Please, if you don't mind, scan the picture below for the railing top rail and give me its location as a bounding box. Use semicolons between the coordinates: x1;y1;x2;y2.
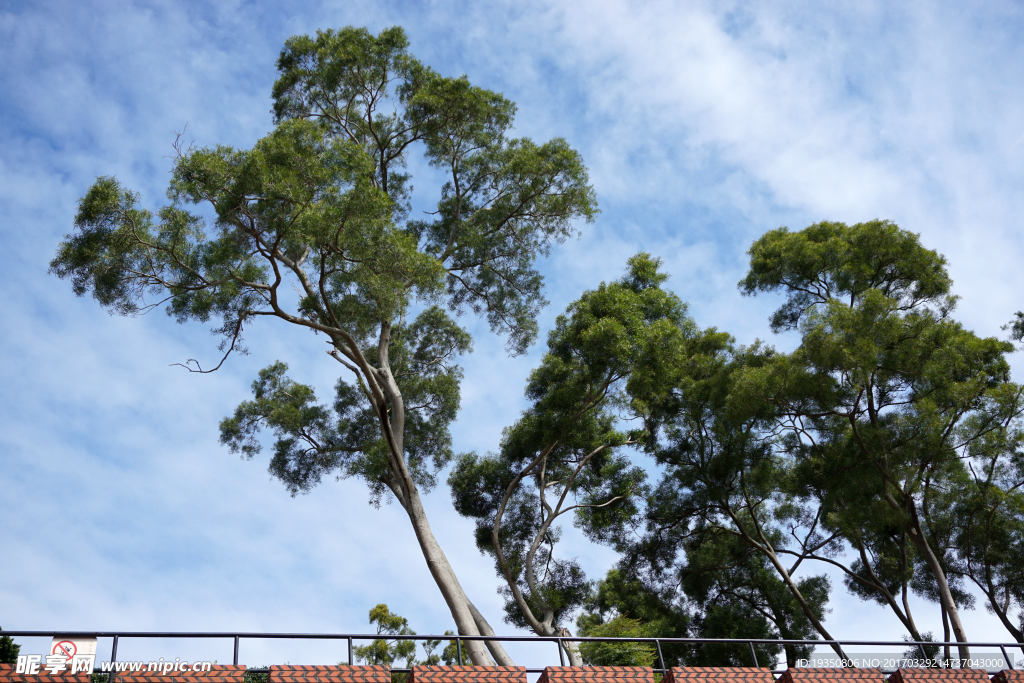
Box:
2;630;1023;649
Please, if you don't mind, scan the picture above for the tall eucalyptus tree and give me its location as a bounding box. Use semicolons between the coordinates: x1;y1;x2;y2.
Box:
450;254;688;664
50;26;596;665
738;220;1024;663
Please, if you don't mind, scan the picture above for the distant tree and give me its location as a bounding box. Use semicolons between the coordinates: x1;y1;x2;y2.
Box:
737;220;1024;662
50;25;595;665
353;604;458;683
616;328;838;666
354;604;418;674
576;569;689;667
0;628;20;665
577;615;657;668
449;254;687;665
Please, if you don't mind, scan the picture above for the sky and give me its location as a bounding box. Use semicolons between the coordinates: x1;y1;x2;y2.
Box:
2;0;1024;670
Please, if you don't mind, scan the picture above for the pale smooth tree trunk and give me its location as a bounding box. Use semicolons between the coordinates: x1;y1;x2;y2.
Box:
353;327;514;667
908;506;970;665
404;485;514;665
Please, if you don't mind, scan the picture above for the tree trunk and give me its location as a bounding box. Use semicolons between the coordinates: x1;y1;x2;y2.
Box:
562;636;583;667
846;540;927;644
535;623;582;666
908;506;970;665
371;333;514;667
403;486;514;666
728;509;849;664
977;584;1024;644
942;602;951;666
759;544;850;663
768;603;799;668
467;601;516;666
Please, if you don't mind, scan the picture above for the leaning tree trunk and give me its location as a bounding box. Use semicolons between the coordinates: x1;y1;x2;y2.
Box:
467;601;518;666
725;503;850;664
404;485;514;665
367;331;514;667
534;622;583;666
760;544;850;663
560;632;584;667
908;505;970;665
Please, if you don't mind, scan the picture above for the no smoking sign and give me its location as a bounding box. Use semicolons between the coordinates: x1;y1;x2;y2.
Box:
51;640;77;659
49;636;97;662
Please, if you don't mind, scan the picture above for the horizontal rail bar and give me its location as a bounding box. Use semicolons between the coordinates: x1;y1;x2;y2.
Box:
98;667;957;676
3;630;1023;648
9;628;1022;674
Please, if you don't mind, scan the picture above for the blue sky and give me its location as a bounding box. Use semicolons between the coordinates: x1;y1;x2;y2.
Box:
3;0;1024;668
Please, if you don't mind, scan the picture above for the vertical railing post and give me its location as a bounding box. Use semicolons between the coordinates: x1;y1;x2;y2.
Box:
748;642;759;667
348;637;353;665
109;635;119;683
233;636;240;665
456;637;463;665
1001;646;1013;670
656;639;665;673
557;638;565;666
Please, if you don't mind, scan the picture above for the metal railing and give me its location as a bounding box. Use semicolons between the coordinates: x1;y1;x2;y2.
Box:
4;630;1024;675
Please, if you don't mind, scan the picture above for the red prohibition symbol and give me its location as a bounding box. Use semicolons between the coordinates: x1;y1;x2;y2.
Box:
52;641;77;659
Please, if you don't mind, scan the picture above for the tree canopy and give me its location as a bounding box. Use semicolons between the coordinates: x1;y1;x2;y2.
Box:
0;628;19;665
449;253;689;664
738;221;1023;661
572;221;1024;666
50;24;595;667
48;21;1024;664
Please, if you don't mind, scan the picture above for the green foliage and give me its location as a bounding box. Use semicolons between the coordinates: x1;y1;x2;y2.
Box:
947;418;1024;640
579;569;690;640
269;25;597;354
0;628;20;665
678;533;821;668
576;220;1024;659
51;25;600;663
577;570;687;667
219;304;471;505
1006;311;1024;343
598;322;826;666
51;24;596;512
352;605;458;683
739;219;954;333
449;255;691;637
901;633;940;666
736;219;1024;645
51;22;1024;650
577;615;656;667
418;636;462;668
354;604;418;673
576;566;785;668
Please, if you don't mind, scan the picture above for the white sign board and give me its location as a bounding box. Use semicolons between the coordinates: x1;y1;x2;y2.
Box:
49;636;98;672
